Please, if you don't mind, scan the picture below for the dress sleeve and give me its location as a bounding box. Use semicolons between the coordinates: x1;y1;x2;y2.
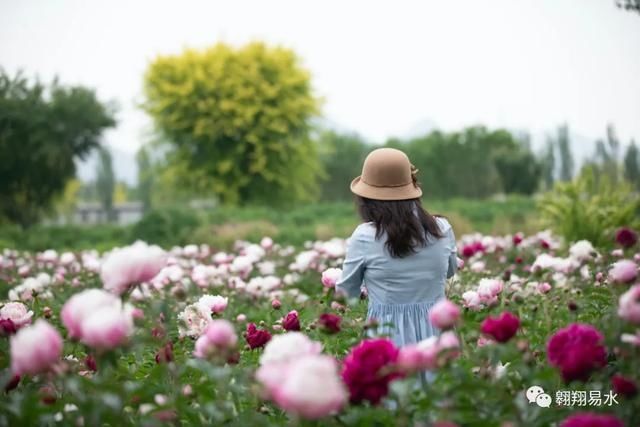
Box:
446;227;458;279
336;227;367;299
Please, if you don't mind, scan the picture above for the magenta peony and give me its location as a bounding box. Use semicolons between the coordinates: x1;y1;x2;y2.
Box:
611;374;637;397
100;241;166;295
10;319;63;376
318;313;341;334
559;412;623;427
615;227;638;248
429;299;461;330
341;338;403;405
245;323;272;349
282;310;301;331
257;354;347;419
480;312;520;343
547;323;607;382
608;260;638;284
193;320;238;359
618;284;640;324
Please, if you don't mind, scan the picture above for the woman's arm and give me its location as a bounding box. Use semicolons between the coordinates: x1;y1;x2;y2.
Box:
446;227;458;279
335;227;367;299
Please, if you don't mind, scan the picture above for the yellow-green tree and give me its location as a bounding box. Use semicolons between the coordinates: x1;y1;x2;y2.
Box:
143;42;322;205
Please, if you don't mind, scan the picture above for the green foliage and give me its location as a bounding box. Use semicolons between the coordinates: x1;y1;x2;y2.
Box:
95;146;115;221
143;42;322;206
318;131;370;201
0;70;116;227
387;127;541;198
623;141;639;190
130;207;201;247
135;146;154;213
538;166;640;247
0;223;129;252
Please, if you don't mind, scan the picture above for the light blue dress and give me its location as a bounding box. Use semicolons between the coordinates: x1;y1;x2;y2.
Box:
336;216;457;352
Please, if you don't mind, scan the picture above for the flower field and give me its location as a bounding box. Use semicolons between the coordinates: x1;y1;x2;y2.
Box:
1;229;639;427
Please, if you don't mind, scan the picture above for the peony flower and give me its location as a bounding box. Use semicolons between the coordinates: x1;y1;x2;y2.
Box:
429;299;461;330
318;313;341;334
559;412;623;427
79;304;134;350
245;323;272;349
321;268;342;288
193;320;238;359
611;374;637;397
101;241;166;295
341;338;403;405
477;278;503;302
615;227;638;248
271;299;281;309
197;295;228;315
462;290;482;310
177;303;212;338
10;319;63;376
547;323;607;383
618;284;640;324
0;302;33;329
260;237;274;250
259;332;323;366
282;310;300;331
480;312;520;343
1;318;17;336
608;260;638;284
569;240;597;262
256;354;347;419
61;289;120;339
537;282;552;294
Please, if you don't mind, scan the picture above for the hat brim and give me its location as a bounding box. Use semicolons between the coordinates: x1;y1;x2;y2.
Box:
350;176;422;201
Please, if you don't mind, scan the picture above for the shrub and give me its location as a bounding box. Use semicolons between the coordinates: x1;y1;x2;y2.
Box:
538;166;640;248
130;208;201;248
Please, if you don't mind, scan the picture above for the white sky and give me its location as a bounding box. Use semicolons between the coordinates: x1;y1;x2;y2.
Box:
1;0;639;158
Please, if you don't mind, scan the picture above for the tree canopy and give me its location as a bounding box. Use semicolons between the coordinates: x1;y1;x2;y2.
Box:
0;70;115;227
143;42;322;206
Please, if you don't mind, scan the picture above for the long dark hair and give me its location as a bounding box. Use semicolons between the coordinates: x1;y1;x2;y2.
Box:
356;196;444;258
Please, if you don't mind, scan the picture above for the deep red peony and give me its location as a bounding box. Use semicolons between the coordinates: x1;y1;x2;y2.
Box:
0;318;17;336
480;311;520;343
615;227;638;248
611;374;638;397
245;323;272;349
559;412;624;427
318;313;341;334
547;323;607;383
341;338;403;405
282;310;301;331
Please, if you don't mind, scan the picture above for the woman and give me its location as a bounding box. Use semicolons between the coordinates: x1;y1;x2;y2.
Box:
336;147;458;354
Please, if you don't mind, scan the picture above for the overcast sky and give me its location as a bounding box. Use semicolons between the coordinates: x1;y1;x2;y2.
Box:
1;0;639;162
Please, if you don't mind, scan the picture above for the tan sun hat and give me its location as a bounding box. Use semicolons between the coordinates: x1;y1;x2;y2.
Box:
350;148;422;200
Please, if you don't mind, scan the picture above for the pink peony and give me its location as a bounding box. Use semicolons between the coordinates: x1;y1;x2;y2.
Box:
341;338;403;405
61;289;120;339
537;282;552;294
0;302;33;329
618;284;640;324
79;304;134;350
396;337;441;373
245;323;272;349
193;320;238;359
615;227;638;248
282;310;301;331
429;299;461;330
321;268;342;288
100;241;166;295
271;299;281;309
547;323;607;383
259;332;322;366
197;295;228;315
480;312;520;343
257;354;347;419
608;260;638;284
559;412;623;427
462;290;482;310
318;313;341;334
10;319;63;376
